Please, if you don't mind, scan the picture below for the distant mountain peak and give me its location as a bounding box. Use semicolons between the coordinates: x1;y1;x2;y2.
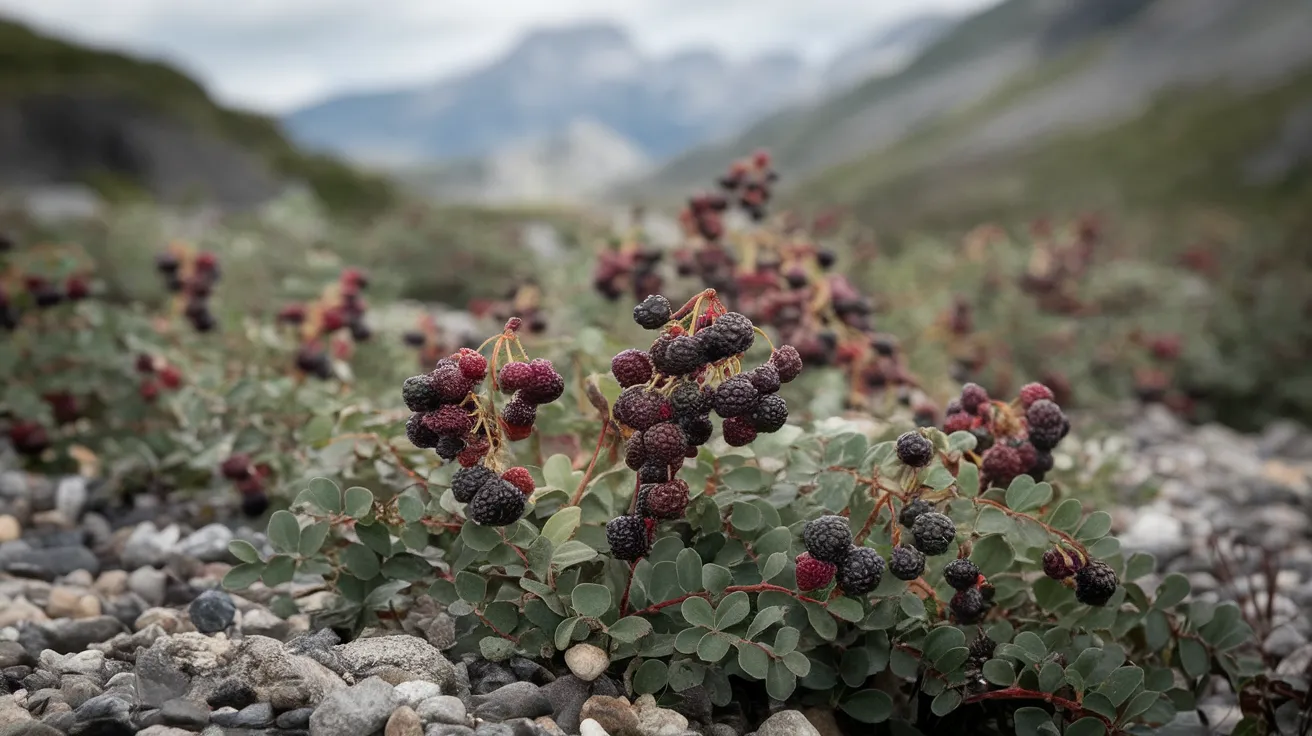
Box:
511;21;635;56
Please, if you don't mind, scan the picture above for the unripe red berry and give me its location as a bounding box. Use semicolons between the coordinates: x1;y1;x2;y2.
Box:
501;466;535;496
795;552;836;592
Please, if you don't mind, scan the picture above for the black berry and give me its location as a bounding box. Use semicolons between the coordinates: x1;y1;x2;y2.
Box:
951;587;988;624
911;512;956;556
803;515;853;565
435;435;464;461
712;376;759;418
770;345;803;382
895;431;934;468
452;465;497;504
1075;560;1118;606
747;364;781;395
642;423;687;464
944;559;981;591
653;335;705;376
634;295;672;329
406;413;442;449
679;414;713;447
889;545;926;581
750;394;788;433
607;515;651;561
837;547;885;596
898;499;932;529
468;479;526;526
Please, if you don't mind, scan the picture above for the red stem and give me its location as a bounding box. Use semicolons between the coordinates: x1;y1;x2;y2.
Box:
569;417;611;507
620;562;636;616
963;687;1112;729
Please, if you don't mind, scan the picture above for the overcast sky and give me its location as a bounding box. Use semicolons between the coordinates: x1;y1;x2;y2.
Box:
0;0;995;114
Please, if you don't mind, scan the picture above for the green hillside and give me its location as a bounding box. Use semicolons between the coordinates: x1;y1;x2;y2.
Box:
0;17;393;216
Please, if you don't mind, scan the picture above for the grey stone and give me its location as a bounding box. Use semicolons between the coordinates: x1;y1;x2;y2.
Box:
0;546;99;581
160;698;210;728
466;660;515;695
40;649;105;678
394;680;444;709
6;725;65;736
225;635;344;710
756;710;820;736
471;681;552;722
42;710;80;732
42;616;127;653
54;477;88;523
137;728;200;736
386;705;424;736
507;657;554;685
206;678;257;710
564;644;608;682
1265;623;1308;658
416;695;467;725
333;635;457;693
308;676;398;736
187;590;235;634
70;693;133;734
277;707;315;729
128;567;168;607
424;726;476;736
26;688;67;715
135;641;192;708
704;725;740;736
176;525;233;563
121;522;181;569
59;675;104;709
238;607;290;640
0;641;31;668
539;675;590;733
212;701;274;728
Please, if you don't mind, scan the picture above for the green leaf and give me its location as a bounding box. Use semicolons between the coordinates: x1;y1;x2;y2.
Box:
677;548;703;592
455;570;487;603
1014;631;1048;660
814;472;857;512
541;506;581;545
461;522;501;552
555;617;580;651
924;626;966;663
1178;637;1210;679
931;689;962;717
1076;511;1113;541
1095;666;1143;707
841;689;893;723
703;564;732;595
1125;552;1156;581
730;502;761;531
1121;691;1160;722
344;486;374;519
355;522;393;557
971;534;1015;577
737;642;770;679
840;647;870;687
766;659;797;701
783;651;811;678
668;659;705;692
365;579;412;610
774;627;800;656
957;462;980;497
681;596;716;628
261;555;295;587
396;493;425;524
223;562;265;590
760;552;787;581
753;527;793;558
715;591;751;629
1065;717;1107;736
381;553;432;581
552;540;597;568
1006;477;1053;513
571;583;612;618
267;510;301;554
1038;661;1063;693
722;466;770;492
826;597;864;622
697;632;732;662
1013;706;1054;735
805;601;838;641
341;543;379;580
923;465;956;491
1047;498;1083;530
1153;574;1191;610
542;454;575;491
936;647;970;673
747;607;785;640
304;477;342;513
228;540;261;563
634;659;669;694
479;636;515;661
298;521;330;557
607;616;653;643
983;658;1015;686
900;592;926;619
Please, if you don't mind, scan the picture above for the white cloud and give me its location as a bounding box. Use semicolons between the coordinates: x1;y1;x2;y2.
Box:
0;0;995;112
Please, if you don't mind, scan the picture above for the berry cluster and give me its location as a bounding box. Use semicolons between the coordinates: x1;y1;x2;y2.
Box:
1042;544;1119;607
606;291;801;562
941;382;1070;487
7;421;50;458
155;244;219;332
592;227;664;303
714;150;778;221
0;237;94;329
401;313;469;370
278;268;373;380
1127;331;1198;417
219;453;274;517
402;319;562;527
135;353;184;403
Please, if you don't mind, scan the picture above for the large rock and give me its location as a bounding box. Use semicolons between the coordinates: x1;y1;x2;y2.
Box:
333;635;457;692
0;545;99;581
41;616;127;653
539;675;591;733
134;640;192;708
309;676;398;736
579;695;640;736
757;710;821;736
225;635;345;710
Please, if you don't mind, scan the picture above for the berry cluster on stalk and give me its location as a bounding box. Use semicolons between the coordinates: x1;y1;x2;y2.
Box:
134;353;185;403
0;235;95;330
401;313;470;369
401;318;563;527
592;216;664;303
472;281;549;334
154;243;219;332
942;381;1071;486
277;268;373;380
606;290;802;562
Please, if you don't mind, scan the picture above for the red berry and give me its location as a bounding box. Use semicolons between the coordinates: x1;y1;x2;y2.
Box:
429;364;474;404
795;552;836;592
1018;382;1055;409
641;423;687;464
65;276;90;300
159;365;182;389
499;361;534;393
277;303;306;324
457;437;490;467
502;419;534;442
322;308;347;333
221;454;252;481
611;349;654;388
769;345;803;383
960;383;990;414
722;416;757;447
521;359;564;404
423;405;474;437
981;445;1025;489
140;379;160;402
458;349;488;381
943;412;973;434
195;251;219;271
501;466;535;496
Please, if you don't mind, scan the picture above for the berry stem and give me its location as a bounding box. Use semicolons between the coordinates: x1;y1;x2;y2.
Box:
962;687;1114;731
619;561;636;616
568;416;612;507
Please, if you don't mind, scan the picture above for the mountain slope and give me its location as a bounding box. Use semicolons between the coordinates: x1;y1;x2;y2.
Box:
0;17;392;214
634;0;1312;201
284;22;821;166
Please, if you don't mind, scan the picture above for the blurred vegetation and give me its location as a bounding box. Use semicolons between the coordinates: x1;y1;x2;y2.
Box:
0;18;395;218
